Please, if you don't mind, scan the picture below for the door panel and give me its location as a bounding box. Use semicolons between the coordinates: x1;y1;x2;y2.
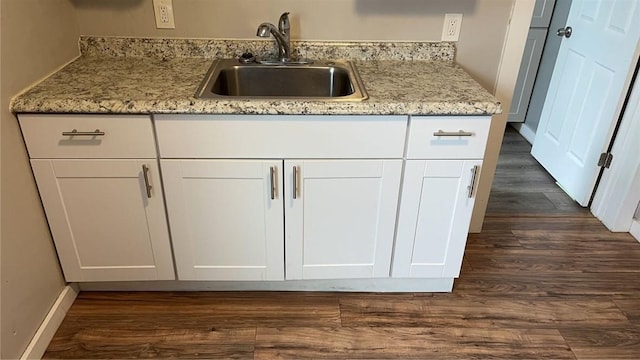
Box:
285;159;402;280
393;160;481;278
531;0;556;27
31;159;174;282
532;0;640;205
162;159;284;281
509;28;548;122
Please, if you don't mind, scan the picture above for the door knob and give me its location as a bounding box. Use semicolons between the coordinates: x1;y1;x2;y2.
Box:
557;26;572;38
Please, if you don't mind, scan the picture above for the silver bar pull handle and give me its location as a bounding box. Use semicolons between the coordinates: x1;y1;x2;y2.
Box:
467;165;479;198
62;129;106;136
433;130;474;137
142;164;152;198
270;166;277;200
292;165;299;200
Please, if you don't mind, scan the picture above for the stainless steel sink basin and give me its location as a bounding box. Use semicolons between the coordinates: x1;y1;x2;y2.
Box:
195;59;368;101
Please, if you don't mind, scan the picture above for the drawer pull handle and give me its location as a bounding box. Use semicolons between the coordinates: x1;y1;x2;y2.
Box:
62;129;105;136
142;164;152;198
292;165;299;200
467;165;480;198
433;130;474;137
270;166;277;200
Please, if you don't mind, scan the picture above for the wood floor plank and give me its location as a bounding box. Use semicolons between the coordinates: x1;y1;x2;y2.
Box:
44;327;256;359
453;272;640;297
65;291;341;327
468;230;640;274
466;230;523;250
493;155;543;167
481;215;607;231
490;175;565;194
613;298;640;321
466;251;640;273
255;327;575;359
543;192;586;211
487;192;560;213
340;294;629;328
512;230;640;251
559;326;640;359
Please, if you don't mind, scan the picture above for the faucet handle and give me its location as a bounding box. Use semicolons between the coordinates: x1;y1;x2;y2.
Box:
278;12;290;35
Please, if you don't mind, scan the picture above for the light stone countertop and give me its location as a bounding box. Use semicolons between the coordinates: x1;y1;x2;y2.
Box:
11;38;502;116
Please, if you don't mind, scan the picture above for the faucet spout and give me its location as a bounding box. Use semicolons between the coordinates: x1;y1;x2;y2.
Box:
278;12;290;43
256;12;292;62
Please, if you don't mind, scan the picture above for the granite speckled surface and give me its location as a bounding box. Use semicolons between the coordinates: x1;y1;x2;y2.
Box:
79;36;456;61
11;37;501;116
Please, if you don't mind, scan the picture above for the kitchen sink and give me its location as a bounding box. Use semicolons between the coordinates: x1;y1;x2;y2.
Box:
195;59;368;101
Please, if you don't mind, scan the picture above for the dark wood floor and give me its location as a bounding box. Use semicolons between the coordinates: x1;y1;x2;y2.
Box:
44;126;640;359
486;126;589;216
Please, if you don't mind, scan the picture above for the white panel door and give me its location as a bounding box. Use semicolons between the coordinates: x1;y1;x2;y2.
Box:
30;159;174;282
509;28;548;122
531;0;640;205
162;159;284;281
393;160;481;278
284;159;402;280
531;0;556;27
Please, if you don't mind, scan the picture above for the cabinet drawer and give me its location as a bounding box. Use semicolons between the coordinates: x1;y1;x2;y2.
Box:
155;115;407;159
18;114;157;159
406;116;491;159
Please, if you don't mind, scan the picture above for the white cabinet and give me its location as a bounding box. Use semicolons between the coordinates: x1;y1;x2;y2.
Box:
285;160;402;280
393;160;481;277
161;158;402;281
393;116;490;279
18;112;492;287
155;114;407;282
18;114;174;282
161;159;284;281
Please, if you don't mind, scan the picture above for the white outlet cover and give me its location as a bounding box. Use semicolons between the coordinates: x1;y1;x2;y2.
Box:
153;0;175;29
442;13;463;41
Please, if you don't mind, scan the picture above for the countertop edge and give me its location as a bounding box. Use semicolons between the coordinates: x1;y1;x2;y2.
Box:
11;98;502;116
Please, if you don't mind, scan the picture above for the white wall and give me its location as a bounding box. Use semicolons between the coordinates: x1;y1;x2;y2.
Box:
0;1;80;358
71;0;513;92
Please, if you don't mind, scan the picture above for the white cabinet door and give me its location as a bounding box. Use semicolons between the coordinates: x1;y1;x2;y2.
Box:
285;159;402;280
162;159;284;281
393;160;481;278
30;159;174;282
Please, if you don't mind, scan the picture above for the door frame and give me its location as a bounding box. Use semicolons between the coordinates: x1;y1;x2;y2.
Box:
591;58;640;234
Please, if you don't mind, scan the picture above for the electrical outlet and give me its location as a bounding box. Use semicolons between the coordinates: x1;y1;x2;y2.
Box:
442;13;463;41
153;0;175;29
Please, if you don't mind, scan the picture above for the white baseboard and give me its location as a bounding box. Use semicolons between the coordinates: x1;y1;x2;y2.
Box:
20;284;78;360
79;278;455;292
631;219;640;242
511;122;536;144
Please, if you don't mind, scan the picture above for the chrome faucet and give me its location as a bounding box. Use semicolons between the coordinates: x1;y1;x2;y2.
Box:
256;12;291;62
